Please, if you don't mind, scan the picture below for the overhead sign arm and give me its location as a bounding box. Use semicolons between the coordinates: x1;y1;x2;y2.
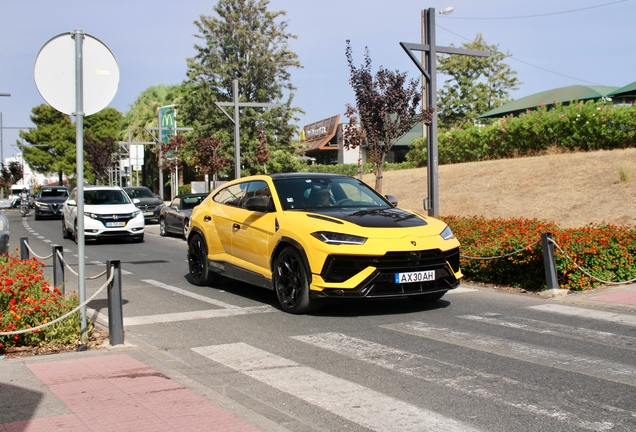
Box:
400;8;489;217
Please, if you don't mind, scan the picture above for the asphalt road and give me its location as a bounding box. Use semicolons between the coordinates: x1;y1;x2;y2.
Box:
6;209;636;431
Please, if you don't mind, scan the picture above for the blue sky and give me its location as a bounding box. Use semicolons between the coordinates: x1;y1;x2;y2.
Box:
1;0;634;160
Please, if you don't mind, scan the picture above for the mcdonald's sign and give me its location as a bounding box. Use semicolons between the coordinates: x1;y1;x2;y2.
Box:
159;106;176;144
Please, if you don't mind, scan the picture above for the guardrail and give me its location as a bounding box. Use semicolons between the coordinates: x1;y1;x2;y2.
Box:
7;237;126;346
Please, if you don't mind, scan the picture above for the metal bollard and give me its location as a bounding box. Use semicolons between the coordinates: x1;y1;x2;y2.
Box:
53;245;64;294
541;232;559;289
107;260;124;346
20;237;29;260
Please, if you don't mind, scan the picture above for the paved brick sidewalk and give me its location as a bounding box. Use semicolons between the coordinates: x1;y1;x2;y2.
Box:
0;354;262;431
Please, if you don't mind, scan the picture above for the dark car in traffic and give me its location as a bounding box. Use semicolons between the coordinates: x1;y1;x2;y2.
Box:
159;193;209;239
34;186;70;220
123;186;164;223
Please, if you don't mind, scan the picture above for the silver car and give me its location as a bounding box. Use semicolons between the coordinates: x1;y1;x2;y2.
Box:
0;211;10;254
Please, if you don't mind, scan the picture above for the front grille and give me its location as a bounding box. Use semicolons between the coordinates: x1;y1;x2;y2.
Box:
321;248;459;283
93;213;136;225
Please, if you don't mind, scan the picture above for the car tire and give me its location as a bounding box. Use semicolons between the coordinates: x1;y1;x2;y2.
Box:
183;218;190;239
187;232;220;286
410;291;447;303
62;219;70;239
159;217;167;237
274;246;317;314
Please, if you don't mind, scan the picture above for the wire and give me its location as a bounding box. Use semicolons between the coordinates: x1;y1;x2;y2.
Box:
435;24;602;85
440;0;627;20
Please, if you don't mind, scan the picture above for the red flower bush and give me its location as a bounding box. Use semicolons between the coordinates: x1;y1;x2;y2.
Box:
441;215;636;291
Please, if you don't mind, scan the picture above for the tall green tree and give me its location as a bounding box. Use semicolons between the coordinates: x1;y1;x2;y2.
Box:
121;84;185;192
343;41;431;193
180;0;303;178
84;107;123;184
20;104;75;186
437;34;521;128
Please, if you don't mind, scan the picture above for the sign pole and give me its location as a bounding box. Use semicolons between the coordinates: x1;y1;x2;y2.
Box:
72;29;87;346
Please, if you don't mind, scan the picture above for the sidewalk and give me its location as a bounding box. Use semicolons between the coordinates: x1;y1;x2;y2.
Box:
553;282;636;310
0;344;292;432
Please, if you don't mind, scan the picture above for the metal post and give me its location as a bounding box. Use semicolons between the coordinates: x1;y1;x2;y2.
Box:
158;110;164;201
20;237;29;260
53;245;64;294
73;29;87;345
233;79;240;179
541;232;559;289
425;9;439;217
107;259;124;346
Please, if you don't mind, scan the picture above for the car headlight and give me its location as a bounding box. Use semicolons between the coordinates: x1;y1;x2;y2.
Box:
35;201;48;207
132;210;141;218
85;212;99;219
311;231;367;245
440;226;455;240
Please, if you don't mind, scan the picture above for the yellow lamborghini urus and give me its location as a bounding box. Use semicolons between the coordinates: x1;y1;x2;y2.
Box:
187;173;462;314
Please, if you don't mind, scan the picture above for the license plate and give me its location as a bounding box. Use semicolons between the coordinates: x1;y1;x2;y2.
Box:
143;211;153;216
395;270;435;284
106;221;126;227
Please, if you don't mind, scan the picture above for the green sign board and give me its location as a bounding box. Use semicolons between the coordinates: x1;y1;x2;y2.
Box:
159;106;176;144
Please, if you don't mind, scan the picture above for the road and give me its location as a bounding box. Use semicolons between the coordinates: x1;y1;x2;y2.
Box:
6;209;636;431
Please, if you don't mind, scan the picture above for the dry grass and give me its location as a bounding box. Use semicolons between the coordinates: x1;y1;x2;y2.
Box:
363;148;636;228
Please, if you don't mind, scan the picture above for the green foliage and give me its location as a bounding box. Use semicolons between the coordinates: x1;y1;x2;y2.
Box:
619;165;630;182
407;101;636;165
178;184;191;195
441;215;636;291
20;104;76;184
437;34;521;128
84;108;124;184
0;255;91;350
301;161;417;177
180;0;303;178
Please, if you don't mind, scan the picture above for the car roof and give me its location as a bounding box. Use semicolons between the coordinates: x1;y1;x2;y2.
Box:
123;186;151;190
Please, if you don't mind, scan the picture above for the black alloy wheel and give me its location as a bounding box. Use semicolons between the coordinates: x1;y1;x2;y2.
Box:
273;247;317;314
187;232;219;286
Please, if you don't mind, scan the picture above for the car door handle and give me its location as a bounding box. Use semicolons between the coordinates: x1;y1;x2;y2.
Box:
204;216;211;222
233;223;240;230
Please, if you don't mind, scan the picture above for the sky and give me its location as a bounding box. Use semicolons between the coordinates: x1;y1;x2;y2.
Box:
1;0;634;161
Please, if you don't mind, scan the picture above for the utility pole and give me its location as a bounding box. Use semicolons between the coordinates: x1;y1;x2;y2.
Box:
401;7;489;216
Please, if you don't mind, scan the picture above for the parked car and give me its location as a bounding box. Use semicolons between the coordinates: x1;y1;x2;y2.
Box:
0;211;9;254
62;186;145;243
34;186;70;220
186;173;462;314
159;193;209;239
123;186;164;223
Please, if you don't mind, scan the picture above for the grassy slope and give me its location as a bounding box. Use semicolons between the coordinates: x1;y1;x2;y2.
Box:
363;148;636;228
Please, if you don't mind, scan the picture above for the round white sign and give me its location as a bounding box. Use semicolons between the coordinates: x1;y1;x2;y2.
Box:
34;31;119;116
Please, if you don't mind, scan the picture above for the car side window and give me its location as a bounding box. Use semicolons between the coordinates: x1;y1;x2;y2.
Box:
213;183;247;207
239;181;272;209
171;198;181;209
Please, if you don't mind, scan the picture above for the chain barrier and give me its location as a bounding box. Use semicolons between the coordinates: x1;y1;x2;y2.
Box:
0;267;114;336
549;238;636;285
22;239;53;260
461;240;540;260
54;249;106;280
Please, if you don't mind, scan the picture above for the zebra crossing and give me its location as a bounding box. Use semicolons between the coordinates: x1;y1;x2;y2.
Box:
189;302;636;431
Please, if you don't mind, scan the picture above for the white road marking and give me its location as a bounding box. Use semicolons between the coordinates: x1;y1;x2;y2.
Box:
142;279;241;309
124;305;275;326
529;304;636;327
193;342;478;432
459;314;636;351
383;321;636;387
294;332;628;430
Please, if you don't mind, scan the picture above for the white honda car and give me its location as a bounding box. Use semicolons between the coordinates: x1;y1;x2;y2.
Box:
62;186;145;243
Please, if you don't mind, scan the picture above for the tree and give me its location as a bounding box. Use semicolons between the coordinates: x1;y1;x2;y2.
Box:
20;104;75;186
194;136;230;189
121;84;185;192
343;41;431;193
0;161;24;194
437;34;521;128
180;0;303;177
84;107;123;184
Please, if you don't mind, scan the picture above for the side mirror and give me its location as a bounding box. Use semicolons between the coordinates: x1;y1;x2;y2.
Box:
244;196;270;212
133;198;140;204
385;195;398;207
67;199;77;207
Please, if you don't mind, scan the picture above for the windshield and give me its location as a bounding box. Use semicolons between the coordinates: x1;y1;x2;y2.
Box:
125;188;155;199
84;190;131;205
40;188;69;197
273;176;391;211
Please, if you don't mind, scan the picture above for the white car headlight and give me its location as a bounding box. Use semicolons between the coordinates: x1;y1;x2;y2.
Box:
132;210;141;218
311;231;367;245
35;201;48;207
440;226;455;240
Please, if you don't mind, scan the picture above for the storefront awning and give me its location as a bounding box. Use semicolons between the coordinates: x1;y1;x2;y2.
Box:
300;114;340;153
